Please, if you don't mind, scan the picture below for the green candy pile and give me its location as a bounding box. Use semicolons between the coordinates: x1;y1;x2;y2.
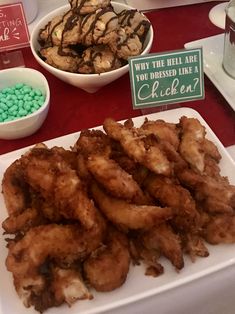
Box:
0;83;45;123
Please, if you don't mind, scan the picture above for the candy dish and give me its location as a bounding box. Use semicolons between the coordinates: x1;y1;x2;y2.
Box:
30;2;154;93
0;68;50;140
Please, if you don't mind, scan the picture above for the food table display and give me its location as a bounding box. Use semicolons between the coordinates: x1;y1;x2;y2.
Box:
0;1;235;314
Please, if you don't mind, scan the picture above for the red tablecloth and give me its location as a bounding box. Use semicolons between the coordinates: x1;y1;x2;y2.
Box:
1;1;235;155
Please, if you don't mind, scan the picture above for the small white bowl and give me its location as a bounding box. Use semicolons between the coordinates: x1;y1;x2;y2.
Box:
30;2;154;93
0;68;50;140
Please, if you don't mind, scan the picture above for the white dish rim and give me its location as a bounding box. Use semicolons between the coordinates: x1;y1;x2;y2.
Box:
184;33;235;112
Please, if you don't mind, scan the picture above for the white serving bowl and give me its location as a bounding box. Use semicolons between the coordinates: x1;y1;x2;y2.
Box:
0;68;50;140
30;2;154;93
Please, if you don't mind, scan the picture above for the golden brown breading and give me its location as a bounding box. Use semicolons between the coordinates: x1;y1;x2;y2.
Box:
91;182;173;230
181;232;209;262
6;224;103;309
202;138;221;162
51;267;93;306
144;174;200;231
203;215;235;244
129;237;164;276
84;227;130;291
103;118;172;176
141;223;184;270
140;119;180;149
74;129;111;157
179;116;206;173
2;114;235;313
2;159;30;215
2;207;45;234
23;146;103;229
178;168;235;215
87;154;148;204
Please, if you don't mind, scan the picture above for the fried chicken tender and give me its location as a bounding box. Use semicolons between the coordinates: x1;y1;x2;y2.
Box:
87;154;148;204
181;233;209;262
139;119;180;149
6;224;102;274
129;237;160;265
141;223;184;270
6;224;100;309
203;155;222;179
74;129;111;157
103;118;172;176
19;265;93;313
22;146;103;230
91;182;173;230
178;168;235;215
195;178;235;214
51;267;93;306
84;227;130;291
204;216;235;244
144;174;200;231
2;159;30;215
202;138;221;162
2;207;45;234
179;116;206;173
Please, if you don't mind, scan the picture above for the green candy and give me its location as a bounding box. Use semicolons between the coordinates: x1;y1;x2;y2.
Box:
15;83;24;89
0;83;45;123
2;112;7;119
0;103;8;111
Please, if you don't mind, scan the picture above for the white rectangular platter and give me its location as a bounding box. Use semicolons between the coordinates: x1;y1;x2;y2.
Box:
185;34;235;112
0;107;235;314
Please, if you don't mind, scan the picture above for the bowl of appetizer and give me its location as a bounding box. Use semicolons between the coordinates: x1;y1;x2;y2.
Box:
30;0;154;93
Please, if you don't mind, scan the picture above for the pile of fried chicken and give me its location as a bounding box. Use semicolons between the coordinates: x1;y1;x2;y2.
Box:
2;116;235;313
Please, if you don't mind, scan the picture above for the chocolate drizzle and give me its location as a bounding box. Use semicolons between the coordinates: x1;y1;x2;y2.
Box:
81;7;117;45
79;45;121;74
59;12;81;56
118;9;150;42
38;2;150;74
73;0;87;14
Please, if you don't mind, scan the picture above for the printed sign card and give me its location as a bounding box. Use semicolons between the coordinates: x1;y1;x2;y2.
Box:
129;48;204;109
0;3;30;52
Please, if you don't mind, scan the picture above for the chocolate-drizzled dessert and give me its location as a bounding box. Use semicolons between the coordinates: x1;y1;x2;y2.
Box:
69;0;111;15
40;46;81;72
38;0;151;74
80;7;119;46
78;45;122;73
39;10;82;48
109;26;143;60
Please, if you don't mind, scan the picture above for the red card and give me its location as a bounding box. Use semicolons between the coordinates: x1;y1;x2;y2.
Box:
0;2;30;52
